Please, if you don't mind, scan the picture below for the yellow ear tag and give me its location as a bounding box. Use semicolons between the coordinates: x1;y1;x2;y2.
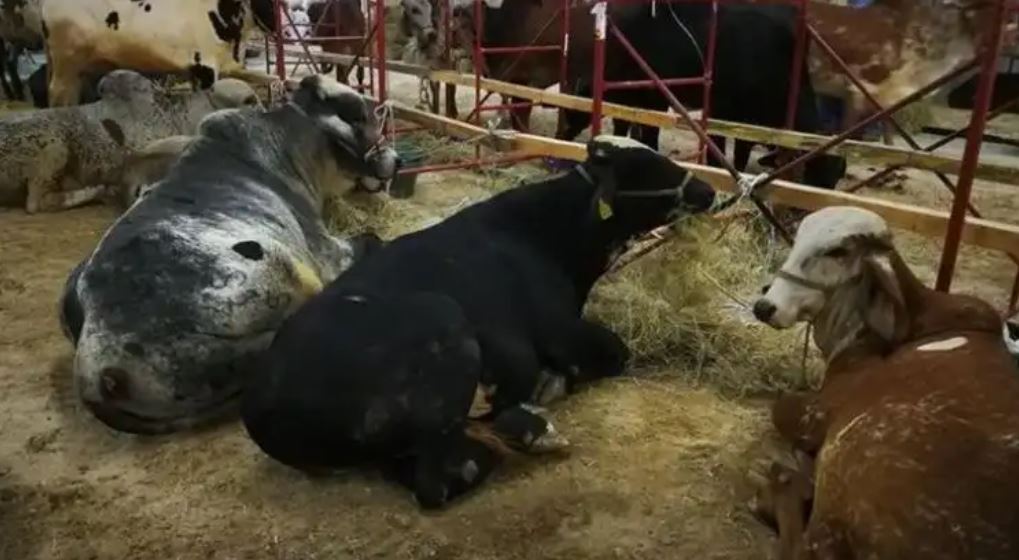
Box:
598;198;613;220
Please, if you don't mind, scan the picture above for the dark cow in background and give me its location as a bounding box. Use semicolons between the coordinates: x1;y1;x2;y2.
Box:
307;0;368;87
402;0;846;189
948;72;1019;113
0;0;43;101
61;75;398;434
242;136;716;508
556;3;846;189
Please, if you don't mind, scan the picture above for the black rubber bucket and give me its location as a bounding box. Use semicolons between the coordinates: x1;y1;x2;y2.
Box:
389;140;426;199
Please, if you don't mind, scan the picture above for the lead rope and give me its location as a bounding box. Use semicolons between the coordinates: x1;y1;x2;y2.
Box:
801;324;813;386
367;99;397;194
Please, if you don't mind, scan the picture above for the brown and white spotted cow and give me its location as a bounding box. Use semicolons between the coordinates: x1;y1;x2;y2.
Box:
807;0;1000;142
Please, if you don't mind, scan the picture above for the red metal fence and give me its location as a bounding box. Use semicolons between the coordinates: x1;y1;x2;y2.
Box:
265;0;1019;309
268;0;388;102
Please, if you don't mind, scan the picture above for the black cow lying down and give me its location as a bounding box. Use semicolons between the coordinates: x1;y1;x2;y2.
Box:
241;135;717;508
61;75;398;435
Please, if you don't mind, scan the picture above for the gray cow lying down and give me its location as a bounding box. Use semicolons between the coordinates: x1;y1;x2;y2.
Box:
59;75;399;434
0;70;260;213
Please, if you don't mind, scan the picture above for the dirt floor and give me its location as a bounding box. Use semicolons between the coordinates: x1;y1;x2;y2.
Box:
1;73;1018;560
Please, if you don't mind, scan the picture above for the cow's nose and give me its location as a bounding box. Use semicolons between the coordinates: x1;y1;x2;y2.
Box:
423;28;438;44
752;299;777;323
681;177;716;213
99;367;131;401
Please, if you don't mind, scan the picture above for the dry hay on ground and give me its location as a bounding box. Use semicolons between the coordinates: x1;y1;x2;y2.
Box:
0;196;782;559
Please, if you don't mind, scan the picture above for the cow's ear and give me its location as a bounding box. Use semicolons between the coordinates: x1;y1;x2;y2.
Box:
863;252;909;346
585;139;619;212
587;139;612;163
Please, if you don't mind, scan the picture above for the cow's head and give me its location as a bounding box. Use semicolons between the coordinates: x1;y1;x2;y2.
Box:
399;0;505;64
207;78;263;109
59;218;341;434
291;74;400;190
400;0;441;59
580;135;716;236
96;70;158;105
753;206;902;340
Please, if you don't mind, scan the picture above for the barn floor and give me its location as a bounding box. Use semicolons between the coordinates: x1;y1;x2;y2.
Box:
1;73;1018;560
0;201;781;560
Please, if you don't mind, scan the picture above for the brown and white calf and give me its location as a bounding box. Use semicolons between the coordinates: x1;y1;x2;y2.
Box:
752;206;1019;559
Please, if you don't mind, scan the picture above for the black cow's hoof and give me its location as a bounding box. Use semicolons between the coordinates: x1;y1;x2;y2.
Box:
494;404;569;454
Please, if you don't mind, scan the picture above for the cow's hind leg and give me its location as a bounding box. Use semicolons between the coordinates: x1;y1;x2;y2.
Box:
772;391;827;455
47;60;84;107
0;40;15;99
5;43;25;101
475;327;545;411
403;427;502;509
539;318;630;391
733;139;754;172
706;134;728;168
751;461;813;559
491;404;569;453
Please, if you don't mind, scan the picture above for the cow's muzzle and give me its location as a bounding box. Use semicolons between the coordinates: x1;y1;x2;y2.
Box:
615;172;716;214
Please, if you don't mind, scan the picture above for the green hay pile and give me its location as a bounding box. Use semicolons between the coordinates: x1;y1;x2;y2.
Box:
323;161;820;396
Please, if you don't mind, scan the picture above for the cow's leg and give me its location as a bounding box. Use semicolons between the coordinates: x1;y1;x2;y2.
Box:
426;80;440;113
491;404;569;453
632;125;660;151
25;146;70;214
751;461;813;559
556;108;591;141
36;186;107;212
474;327;545;411
47;59;84;107
6;43;25;101
403;427;502;509
705;134;729;168
0;40;13;99
612;119;631;138
733;140;754;172
509;97;532;132
772;391;827;455
536;319;630;400
881;121;895;146
445;84;458;119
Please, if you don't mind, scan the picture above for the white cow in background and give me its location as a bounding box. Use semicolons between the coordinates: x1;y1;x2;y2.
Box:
41;0;277;106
